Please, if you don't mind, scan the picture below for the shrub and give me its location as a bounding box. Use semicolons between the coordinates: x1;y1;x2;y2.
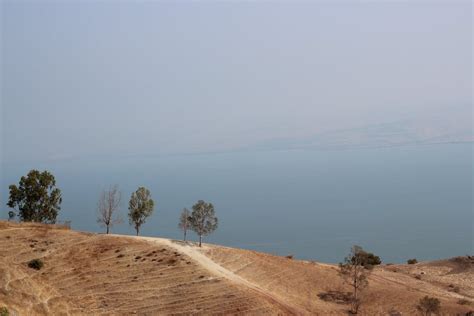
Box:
387;308;402;316
0;307;8;316
285;255;294;259
318;291;352;304
416;296;440;315
27;258;44;270
457;299;471;305
407;258;418;264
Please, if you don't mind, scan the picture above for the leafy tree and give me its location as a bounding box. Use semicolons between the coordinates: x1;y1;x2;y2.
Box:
407;258;418;264
178;208;191;241
339;245;373;314
7;211;15;221
416;296;441;316
351;249;381;269
7;170;62;223
189;200;218;247
97;185;122;234
128;187;154;235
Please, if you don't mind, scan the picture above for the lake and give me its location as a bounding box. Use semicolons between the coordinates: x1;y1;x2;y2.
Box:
1;143;472;263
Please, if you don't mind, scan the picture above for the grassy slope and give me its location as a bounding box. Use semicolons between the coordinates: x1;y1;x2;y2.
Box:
0;221;472;315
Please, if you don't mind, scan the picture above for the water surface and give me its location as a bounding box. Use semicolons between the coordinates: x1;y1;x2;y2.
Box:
2;143;472;263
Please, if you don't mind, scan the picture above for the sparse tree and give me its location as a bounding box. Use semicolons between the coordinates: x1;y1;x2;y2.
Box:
7;211;15;221
178;208;191;241
189;200;218;247
416;296;441;316
339;245;373;314
7;170;62;223
97;185;122;234
128;187;154;236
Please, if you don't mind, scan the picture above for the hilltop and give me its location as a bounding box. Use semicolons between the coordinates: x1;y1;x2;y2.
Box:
0;221;472;315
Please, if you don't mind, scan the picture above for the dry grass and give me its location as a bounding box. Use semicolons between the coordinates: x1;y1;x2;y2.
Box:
0;220;472;315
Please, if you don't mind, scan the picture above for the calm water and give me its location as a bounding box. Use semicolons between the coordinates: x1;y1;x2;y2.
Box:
2;143;473;263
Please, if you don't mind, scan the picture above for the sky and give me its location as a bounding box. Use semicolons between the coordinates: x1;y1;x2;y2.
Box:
1;0;472;164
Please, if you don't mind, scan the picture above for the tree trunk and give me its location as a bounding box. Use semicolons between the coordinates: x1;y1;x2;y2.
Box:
106;225;109;234
136;226;139;236
184;230;187;241
199;235;202;247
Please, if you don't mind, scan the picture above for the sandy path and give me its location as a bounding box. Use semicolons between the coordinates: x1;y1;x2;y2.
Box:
128;236;305;315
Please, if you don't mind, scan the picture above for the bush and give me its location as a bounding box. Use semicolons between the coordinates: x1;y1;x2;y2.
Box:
416;296;440;315
0;306;9;316
27;258;44;270
407;258;418;264
457;299;471;305
448;284;460;293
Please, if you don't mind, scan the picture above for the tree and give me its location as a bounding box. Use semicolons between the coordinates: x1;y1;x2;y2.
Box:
178;208;191;241
7;170;62;223
189;200;218;247
416;296;441;316
351;249;381;269
128;187;154;236
339;245;373;314
7;211;15;221
97;185;122;234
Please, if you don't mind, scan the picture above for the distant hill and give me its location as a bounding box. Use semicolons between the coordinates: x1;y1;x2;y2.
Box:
251;117;473;152
0;221;472;315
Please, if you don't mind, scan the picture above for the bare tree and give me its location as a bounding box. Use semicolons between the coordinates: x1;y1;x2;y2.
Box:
178;208;191;241
97;185;122;234
339;245;373;314
189;200;218;247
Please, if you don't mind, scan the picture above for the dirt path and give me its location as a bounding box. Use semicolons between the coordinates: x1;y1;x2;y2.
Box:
132;236;305;315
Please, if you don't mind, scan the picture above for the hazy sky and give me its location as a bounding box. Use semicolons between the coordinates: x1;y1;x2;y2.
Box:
1;1;472;163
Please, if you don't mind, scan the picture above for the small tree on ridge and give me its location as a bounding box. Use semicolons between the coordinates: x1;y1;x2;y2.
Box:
339;245;373;314
97;185;122;234
189;200;218;247
7;170;62;223
128;187;154;236
178;208;191;241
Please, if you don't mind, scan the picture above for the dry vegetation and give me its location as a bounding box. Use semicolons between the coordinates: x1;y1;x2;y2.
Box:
0;221;472;315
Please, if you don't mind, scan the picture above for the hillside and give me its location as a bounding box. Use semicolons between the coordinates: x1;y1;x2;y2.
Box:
0;221;472;315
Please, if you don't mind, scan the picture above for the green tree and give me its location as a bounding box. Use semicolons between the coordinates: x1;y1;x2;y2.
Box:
128;187;154;235
351;249;381;269
178;208;191;241
339;245;373;314
189;200;218;247
7;170;62;223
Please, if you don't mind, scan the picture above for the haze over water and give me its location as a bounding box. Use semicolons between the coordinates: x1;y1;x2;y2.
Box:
1;2;472;263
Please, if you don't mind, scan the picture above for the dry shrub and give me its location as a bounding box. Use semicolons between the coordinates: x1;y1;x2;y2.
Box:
318;291;352;304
